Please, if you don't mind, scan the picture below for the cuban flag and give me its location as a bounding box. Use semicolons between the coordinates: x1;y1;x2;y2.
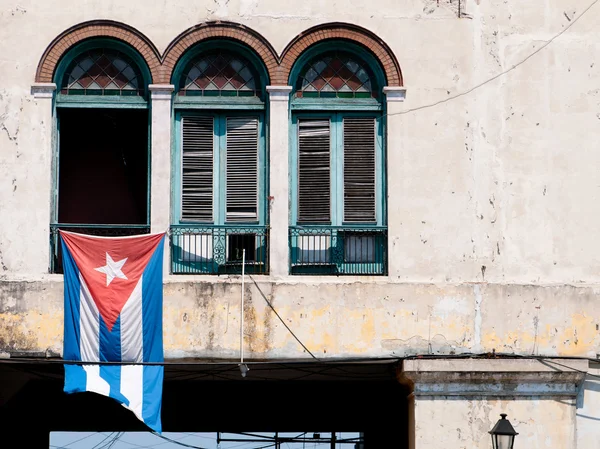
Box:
60;230;165;432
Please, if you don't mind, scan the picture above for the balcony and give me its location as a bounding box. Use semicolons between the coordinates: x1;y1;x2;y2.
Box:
170;225;269;275
289;226;387;275
50;224;151;274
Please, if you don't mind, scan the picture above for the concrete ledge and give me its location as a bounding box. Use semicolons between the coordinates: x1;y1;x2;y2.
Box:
266;85;293;101
149;84;174;100
30;83;56;98
402;358;588;397
2;278;599;361
383;86;407;101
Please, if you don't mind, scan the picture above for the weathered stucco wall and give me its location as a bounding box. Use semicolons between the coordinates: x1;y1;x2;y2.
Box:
0;0;599;281
0;1;599;356
577;364;600;449
1;278;598;359
403;358;588;449
2;2;600;448
415;396;576;448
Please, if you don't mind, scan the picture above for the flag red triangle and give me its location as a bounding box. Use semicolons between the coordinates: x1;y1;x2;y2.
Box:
60;231;164;332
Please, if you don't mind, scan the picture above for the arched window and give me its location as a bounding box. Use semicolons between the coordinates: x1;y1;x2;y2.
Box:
170;43;269;275
289;42;386;275
178;51;259;97
50;40;152;273
60;48;143;96
296;51;376;99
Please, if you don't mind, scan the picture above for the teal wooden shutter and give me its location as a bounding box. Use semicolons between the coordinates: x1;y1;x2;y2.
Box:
226;117;259;222
297;118;331;223
181;116;214;222
343;117;376;223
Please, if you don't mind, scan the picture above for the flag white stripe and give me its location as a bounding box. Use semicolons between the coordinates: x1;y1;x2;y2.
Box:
79;274;100;362
83;364;111;396
121;365;144;421
79;274;110;395
120;276;144;363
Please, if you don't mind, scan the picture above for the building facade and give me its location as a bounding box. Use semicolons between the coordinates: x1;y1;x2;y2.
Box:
1;0;600;447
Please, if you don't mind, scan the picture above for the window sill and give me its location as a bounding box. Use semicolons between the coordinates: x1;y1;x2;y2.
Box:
56;94;148;109
174;97;265;110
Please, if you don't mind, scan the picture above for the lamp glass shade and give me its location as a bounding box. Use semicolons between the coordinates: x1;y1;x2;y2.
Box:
489;414;518;449
491;434;515;449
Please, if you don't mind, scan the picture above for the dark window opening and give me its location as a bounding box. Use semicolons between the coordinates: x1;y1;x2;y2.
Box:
57;109;149;225
227;234;257;262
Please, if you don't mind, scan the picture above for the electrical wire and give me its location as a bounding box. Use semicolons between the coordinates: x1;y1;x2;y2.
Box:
52;432;100;448
384;0;600;118
248;274;318;360
2;353;599;371
529;356;600;380
150;432;211;449
91;432;116;449
103;432;124;449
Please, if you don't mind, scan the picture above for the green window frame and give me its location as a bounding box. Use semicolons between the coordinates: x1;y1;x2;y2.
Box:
53;38;152;108
173;111;267;226
288;41;387;275
170;41;270;274
290;111;384;227
49;39;153;273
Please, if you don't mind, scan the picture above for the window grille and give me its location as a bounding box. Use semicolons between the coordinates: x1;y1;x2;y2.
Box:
297;52;375;99
297;119;331;223
226;117;259;222
343;117;377;223
60;49;143;96
181;117;214;222
179;52;259;97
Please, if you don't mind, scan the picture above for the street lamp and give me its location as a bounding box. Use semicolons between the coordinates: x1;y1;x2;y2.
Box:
489;414;518;449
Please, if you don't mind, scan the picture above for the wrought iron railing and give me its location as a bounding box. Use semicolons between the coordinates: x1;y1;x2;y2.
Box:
170;225;269;275
49;224;151;274
289;226;387;275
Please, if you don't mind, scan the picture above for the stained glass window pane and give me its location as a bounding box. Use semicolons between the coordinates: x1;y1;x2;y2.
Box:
297;52;377;99
61;49;143;96
179;51;260;98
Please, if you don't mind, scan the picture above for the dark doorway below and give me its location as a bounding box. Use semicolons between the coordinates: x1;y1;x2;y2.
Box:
0;362;410;449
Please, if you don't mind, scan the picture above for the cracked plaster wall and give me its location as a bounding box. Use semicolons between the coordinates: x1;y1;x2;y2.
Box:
1;279;598;360
414;396;576;449
0;0;599;359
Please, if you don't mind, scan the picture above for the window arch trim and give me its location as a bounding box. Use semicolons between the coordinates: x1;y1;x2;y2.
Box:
53;38;153;107
289;41;386;111
171;40;269;110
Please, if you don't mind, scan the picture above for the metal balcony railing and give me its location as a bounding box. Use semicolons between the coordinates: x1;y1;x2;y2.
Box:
49;224;151;274
289;226;387;275
170;225;269;275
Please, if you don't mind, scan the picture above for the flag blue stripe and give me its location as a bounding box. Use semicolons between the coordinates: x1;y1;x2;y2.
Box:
61;237;81;362
142;237;164;363
141;237;165;431
142;365;163;432
99;315;122;362
99;312;125;402
63;364;87;394
100;365;130;406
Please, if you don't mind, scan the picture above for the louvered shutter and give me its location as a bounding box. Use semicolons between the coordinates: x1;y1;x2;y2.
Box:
298;119;331;223
181;116;214;222
226;117;259;222
343;117;376;223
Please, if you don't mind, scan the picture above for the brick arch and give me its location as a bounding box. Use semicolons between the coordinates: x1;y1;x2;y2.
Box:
161;21;279;85
35;20;162;84
278;22;403;87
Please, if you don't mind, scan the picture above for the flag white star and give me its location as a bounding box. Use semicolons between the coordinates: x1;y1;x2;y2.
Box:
95;253;128;286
